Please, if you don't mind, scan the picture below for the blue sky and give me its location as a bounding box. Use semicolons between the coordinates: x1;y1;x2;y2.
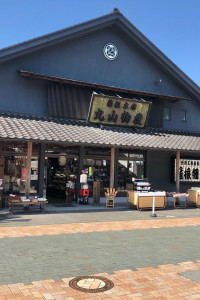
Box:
0;0;199;85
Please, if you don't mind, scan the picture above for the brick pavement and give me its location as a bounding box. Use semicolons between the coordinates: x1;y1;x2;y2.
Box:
0;217;200;238
0;261;200;299
1;205;200;228
0;216;200;299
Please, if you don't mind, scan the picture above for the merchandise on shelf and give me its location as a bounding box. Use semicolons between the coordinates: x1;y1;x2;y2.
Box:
133;179;151;193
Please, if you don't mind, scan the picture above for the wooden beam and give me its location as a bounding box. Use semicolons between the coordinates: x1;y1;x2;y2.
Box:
176;151;180;193
19;70;190;102
25;142;32;198
110;148;115;188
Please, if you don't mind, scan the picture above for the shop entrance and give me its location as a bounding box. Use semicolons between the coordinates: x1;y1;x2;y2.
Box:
46;156;78;203
45;145;80;203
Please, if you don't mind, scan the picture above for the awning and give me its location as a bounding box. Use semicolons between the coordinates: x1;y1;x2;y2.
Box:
0;112;200;152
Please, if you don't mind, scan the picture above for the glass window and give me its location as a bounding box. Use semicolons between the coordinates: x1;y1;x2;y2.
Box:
4;156;38;195
163;106;171;121
83;158;110;193
118;151;144;191
83;147;111;194
181;110;187;122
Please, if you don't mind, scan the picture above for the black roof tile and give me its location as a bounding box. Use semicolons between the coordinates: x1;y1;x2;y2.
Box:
0;112;200;151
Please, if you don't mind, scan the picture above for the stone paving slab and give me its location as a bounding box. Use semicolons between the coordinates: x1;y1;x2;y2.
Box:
0;225;200;285
180;270;200;283
0;217;200;238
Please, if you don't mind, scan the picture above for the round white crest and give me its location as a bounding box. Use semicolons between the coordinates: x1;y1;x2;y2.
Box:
103;43;118;60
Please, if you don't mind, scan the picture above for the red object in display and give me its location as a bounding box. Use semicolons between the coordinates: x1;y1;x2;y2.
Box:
80;189;89;197
21;168;26;181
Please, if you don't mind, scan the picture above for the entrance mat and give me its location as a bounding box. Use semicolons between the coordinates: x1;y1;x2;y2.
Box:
180;270;200;283
69;275;114;293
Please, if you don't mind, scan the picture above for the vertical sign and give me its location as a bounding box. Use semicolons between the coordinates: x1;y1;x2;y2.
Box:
175;158;200;182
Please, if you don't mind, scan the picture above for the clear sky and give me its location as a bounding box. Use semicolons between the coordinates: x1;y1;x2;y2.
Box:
0;0;199;86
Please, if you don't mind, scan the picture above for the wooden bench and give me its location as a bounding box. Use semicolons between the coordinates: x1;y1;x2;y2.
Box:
8;196;48;214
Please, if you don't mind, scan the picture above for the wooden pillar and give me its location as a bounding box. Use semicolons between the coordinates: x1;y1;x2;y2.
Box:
110;148;115;188
114;148;119;189
0;157;5;208
176;151;180;193
76;146;84;201
144;150;148;179
25;142;32;198
38;143;46;197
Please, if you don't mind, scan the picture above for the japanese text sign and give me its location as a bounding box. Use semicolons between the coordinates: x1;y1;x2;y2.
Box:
175;158;200;182
88;94;151;128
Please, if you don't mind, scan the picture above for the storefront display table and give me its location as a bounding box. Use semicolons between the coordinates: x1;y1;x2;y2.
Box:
167;192;189;208
187;189;200;207
8;198;48;214
127;191;166;210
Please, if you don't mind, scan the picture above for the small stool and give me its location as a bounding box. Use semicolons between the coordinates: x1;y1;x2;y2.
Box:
106;196;115;208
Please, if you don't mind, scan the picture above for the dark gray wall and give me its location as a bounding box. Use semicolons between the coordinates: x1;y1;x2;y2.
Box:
0;26;199;130
0;60;48;115
163;99;200;131
146;150;200;192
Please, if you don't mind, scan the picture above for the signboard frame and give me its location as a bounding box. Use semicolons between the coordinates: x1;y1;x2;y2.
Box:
174;157;200;182
88;93;151;128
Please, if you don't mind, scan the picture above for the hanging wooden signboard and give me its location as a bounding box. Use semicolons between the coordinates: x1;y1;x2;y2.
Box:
88;93;151;128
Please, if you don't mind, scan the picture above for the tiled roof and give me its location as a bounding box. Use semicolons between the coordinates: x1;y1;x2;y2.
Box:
0;112;200;151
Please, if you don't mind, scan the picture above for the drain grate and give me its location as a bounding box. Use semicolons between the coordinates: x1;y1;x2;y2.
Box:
69;275;114;293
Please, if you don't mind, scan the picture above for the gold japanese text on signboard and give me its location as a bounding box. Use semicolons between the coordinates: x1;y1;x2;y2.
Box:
88;94;151;128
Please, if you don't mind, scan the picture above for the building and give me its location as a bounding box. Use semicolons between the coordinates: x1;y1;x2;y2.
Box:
0;9;200;206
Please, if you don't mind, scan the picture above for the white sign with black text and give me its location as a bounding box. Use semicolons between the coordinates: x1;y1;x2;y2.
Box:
175;158;200;182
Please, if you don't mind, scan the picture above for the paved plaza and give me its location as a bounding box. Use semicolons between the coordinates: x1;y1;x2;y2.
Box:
0;207;200;299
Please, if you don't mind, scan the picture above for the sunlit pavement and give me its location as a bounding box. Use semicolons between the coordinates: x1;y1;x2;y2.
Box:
0;208;200;299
